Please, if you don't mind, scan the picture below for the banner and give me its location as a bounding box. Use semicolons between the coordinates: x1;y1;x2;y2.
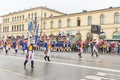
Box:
91;25;101;34
34;24;39;45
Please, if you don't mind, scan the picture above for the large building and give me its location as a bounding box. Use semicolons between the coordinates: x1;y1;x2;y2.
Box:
0;6;120;40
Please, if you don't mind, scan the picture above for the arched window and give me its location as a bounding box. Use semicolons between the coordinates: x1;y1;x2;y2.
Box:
7;26;9;32
100;14;105;25
77;17;81;26
43;22;46;30
114;12;119;24
44;12;47;18
0;27;1;33
14;25;16;31
61;31;65;36
88;16;92;26
23;15;24;20
28;14;30;19
17;16;19;21
35;12;37;18
12;26;14;32
99;32;106;39
17;25;19;31
20;16;21;20
31;13;33;19
22;24;24;31
112;31;120;39
69;30;73;36
86;32;93;41
58;20;62;28
15;17;16;21
19;24;21;31
50;21;54;29
67;18;71;27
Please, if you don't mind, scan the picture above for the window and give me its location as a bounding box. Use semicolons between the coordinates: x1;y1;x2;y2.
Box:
8;18;9;23
20;16;21;20
100;14;105;25
7;26;9;32
0;27;1;33
50;14;53;17
12;26;14;32
3;27;4;32
14;25;16;32
43;22;46;29
44;12;47;18
13;17;15;21
58;20;62;28
114;12;119;24
31;13;33;19
15;17;16;21
88;16;92;26
23;15;24;20
17;16;19;21
112;31;120;39
67;18;71;27
28;14;30;19
86;32;93;41
19;24;21;31
69;30;73;36
12;18;13;22
99;32;106;39
17;25;19;31
50;21;54;29
35;12;37;18
77;17;81;26
22;24;24;31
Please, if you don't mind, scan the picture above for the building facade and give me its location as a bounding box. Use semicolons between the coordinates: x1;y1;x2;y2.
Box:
0;6;120;40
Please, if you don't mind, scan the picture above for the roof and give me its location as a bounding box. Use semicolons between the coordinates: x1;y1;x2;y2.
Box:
1;6;65;17
43;6;120;20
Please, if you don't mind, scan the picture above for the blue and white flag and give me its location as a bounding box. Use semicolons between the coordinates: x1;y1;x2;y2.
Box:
34;24;39;45
28;21;33;31
27;21;33;46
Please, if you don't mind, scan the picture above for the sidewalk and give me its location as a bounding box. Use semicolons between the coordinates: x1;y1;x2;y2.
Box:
1;49;120;64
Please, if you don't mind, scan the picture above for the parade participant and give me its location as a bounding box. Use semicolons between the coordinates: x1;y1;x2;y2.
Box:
78;41;83;58
91;40;99;57
118;43;120;55
23;41;28;54
24;43;34;68
8;43;11;51
15;44;18;54
44;41;51;61
5;43;9;55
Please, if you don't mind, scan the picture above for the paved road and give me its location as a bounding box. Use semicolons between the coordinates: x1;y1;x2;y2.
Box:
0;49;120;80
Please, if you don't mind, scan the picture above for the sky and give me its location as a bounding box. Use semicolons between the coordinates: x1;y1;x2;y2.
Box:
0;0;120;23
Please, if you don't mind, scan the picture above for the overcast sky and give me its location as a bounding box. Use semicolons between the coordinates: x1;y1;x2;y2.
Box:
0;0;120;23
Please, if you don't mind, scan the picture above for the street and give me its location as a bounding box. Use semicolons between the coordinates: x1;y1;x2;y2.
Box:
0;50;120;80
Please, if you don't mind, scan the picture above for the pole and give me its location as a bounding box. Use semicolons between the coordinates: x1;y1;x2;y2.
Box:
40;7;43;36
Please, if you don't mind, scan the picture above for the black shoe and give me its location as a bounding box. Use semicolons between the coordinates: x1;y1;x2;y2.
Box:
44;56;47;61
31;66;34;68
96;55;99;57
47;57;51;62
79;56;82;58
24;60;28;67
31;61;34;68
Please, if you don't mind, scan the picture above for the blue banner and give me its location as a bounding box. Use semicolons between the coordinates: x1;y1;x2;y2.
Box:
28;21;33;31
